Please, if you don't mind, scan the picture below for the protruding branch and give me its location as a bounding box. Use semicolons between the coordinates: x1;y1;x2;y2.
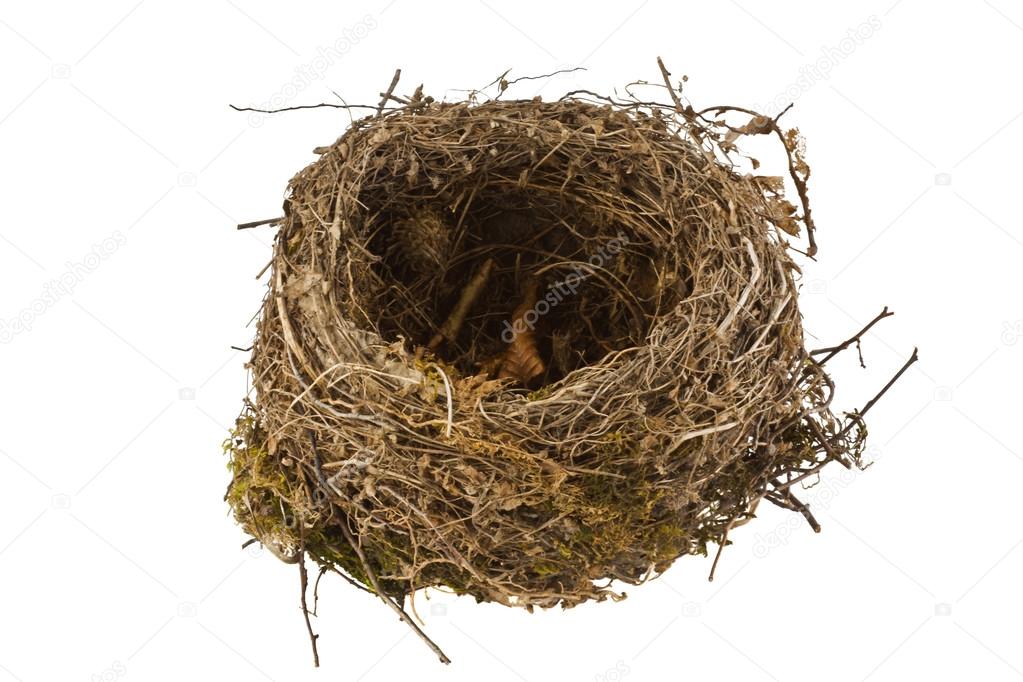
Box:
377;68;402;117
229;102;381;114
811;307;894;365
298;553;320;667
850;347;919;423
336;520;451;664
656;56;693;121
237;217;283;230
305;432;451;664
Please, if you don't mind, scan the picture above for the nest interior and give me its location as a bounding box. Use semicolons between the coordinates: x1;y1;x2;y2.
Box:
226;88;872;613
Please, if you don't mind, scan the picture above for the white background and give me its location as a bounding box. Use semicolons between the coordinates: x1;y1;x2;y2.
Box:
1;1;1021;680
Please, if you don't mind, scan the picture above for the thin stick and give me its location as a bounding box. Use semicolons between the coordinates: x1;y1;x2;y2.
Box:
656;56;691;120
773;103;794;122
850;348;919;422
811;307;893;364
312;566;327;616
708;510;744;582
305;433;451;664
337;520;452;664
502;66;587;90
769;487;821;532
378;69;402;117
229;102;381;114
255;258;273;280
428;258;495;350
298;553;320;667
237;217;283;230
708;529;729;582
825;347;919;446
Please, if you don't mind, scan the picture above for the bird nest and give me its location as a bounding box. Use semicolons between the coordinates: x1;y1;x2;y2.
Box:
225;65;913;663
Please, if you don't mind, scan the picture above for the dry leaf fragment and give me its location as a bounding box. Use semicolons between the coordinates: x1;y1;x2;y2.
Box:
740;115;774;136
499;278;545;385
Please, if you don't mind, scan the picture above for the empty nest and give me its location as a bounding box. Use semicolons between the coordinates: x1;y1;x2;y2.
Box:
225;64;913;664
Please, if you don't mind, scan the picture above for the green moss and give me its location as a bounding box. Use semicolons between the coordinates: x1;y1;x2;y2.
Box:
526;386;552;401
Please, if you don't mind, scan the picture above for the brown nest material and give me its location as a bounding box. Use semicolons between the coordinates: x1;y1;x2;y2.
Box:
225;64;915;663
